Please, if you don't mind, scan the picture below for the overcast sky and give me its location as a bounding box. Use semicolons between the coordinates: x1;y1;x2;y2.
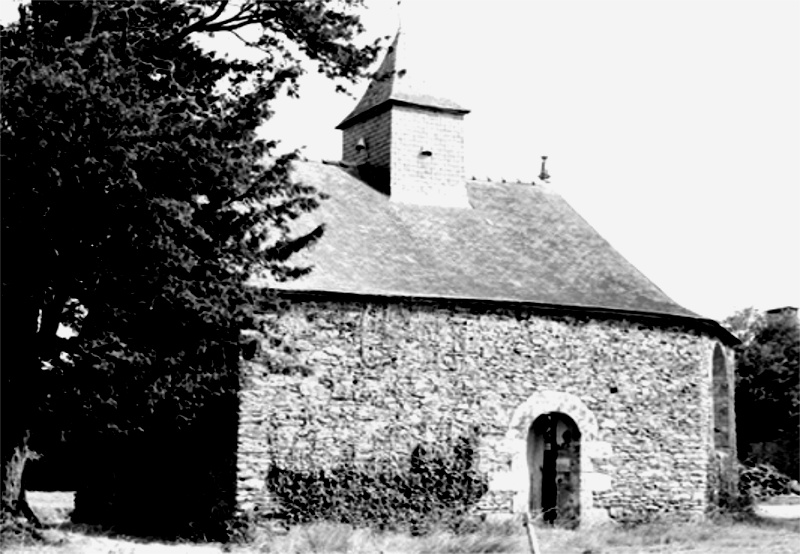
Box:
4;0;798;321
267;0;800;321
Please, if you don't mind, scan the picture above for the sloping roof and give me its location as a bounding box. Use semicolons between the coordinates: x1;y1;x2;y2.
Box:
266;160;703;321
337;33;469;130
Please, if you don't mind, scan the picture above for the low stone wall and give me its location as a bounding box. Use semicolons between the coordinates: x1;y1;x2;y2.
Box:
238;299;724;523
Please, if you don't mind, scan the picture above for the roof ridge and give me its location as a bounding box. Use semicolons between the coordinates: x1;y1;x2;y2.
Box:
469;176;536;185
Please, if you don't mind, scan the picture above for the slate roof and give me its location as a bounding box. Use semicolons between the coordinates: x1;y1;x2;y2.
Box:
267;160;708;323
337;34;469;130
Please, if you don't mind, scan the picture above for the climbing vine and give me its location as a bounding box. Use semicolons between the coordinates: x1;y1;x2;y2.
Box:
265;430;488;534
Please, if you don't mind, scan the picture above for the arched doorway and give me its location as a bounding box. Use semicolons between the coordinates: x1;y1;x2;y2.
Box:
504;390;607;525
527;412;581;526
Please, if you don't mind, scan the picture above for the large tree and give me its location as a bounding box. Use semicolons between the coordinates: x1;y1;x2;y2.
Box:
1;0;379;532
725;308;800;479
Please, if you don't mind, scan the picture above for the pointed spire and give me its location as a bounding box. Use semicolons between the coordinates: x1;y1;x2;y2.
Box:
336;31;469;130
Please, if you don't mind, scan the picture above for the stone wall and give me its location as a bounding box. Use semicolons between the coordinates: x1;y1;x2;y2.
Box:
340;104;469;208
342;109;391;169
238;298;726;524
389;106;469;207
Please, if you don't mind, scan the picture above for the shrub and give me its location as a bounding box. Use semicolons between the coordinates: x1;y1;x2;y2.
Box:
739;463;797;500
265;432;488;533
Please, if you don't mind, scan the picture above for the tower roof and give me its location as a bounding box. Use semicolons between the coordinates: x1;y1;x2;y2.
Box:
336;32;469;130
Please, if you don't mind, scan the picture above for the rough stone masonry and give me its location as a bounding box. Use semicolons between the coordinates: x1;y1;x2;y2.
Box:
237;298;736;525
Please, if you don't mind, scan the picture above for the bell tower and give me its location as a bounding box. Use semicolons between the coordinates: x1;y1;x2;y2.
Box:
337;31;471;208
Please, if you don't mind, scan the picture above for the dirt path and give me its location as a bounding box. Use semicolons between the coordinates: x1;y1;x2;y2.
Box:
8;530;225;554
754;503;800;519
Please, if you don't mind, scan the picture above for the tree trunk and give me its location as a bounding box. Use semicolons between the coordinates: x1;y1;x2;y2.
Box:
1;431;42;528
0;276;45;528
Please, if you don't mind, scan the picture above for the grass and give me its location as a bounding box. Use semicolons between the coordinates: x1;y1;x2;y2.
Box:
4;492;799;554
242;519;527;553
237;517;800;553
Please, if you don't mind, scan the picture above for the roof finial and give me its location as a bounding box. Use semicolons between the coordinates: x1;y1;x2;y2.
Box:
539;156;550;182
397;0;403;33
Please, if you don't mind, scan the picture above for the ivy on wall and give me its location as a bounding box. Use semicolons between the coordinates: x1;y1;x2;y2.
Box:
265;430;488;534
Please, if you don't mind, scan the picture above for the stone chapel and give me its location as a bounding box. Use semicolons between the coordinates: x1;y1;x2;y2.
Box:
236;32;739;526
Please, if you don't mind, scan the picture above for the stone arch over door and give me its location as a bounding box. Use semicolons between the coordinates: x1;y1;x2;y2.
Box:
498;390;612;525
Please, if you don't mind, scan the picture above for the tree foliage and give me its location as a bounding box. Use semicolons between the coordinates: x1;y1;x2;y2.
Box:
0;0;379;535
725;308;800;479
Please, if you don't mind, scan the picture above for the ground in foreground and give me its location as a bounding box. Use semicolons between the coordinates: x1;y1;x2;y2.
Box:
3;492;798;554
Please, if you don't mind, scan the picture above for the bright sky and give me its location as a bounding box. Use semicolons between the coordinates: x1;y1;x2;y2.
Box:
3;0;798;321
269;0;800;321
